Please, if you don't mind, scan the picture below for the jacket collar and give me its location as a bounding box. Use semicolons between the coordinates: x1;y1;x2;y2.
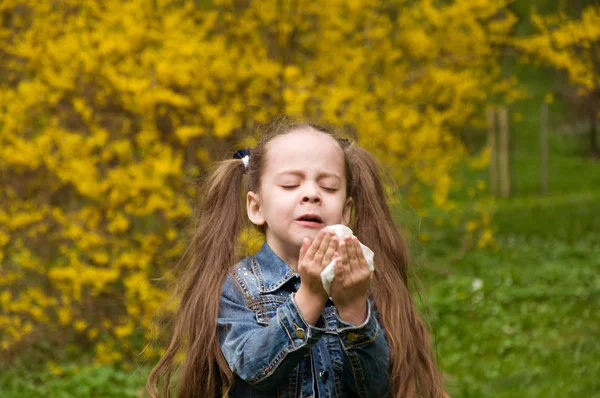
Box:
252;242;299;293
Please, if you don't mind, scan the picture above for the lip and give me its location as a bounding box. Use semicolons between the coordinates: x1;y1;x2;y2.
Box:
296;220;325;228
296;213;324;228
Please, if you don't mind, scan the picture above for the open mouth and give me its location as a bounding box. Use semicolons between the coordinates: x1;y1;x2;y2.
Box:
296;214;324;227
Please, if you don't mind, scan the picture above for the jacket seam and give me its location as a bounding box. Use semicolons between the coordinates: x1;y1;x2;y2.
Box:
248;343;293;385
346;349;367;397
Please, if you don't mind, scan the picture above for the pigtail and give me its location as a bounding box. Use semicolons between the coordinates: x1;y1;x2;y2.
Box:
147;159;246;398
345;145;446;397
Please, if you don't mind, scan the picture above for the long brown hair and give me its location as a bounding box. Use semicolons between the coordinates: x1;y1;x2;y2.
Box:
147;117;446;397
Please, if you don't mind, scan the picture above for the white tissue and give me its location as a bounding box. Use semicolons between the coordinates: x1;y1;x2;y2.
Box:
319;224;375;295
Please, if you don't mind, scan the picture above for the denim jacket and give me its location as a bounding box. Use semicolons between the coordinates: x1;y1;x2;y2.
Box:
217;242;390;397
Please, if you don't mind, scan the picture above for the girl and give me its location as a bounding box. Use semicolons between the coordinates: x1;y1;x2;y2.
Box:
147;119;446;397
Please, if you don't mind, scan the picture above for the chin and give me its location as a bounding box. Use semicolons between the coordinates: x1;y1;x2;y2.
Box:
302;228;320;237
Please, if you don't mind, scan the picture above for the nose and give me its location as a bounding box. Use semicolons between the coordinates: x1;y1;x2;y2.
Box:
301;184;321;204
302;195;321;204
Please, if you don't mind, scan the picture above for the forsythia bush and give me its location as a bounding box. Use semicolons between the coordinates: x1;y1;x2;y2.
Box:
0;0;517;366
514;4;600;95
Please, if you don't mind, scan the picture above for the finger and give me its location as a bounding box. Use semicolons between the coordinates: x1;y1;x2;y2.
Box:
305;230;325;261
345;236;359;274
314;231;333;265
353;237;369;272
339;239;350;271
298;237;311;262
333;255;344;279
322;236;339;269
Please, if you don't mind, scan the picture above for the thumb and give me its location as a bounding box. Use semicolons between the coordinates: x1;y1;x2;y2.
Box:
298;237;310;262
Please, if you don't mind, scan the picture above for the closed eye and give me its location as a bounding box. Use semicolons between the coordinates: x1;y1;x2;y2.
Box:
280;185;337;191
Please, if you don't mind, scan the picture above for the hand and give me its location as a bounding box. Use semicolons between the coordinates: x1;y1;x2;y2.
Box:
294;229;339;325
330;236;372;325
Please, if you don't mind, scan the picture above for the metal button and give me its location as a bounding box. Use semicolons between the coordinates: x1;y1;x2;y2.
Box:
347;332;358;342
295;327;306;339
319;370;329;381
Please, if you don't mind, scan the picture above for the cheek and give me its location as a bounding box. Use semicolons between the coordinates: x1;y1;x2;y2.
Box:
266;193;294;214
331;196;349;218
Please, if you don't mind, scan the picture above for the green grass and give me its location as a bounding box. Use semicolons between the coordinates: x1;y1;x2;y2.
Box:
416;195;600;397
0;363;151;398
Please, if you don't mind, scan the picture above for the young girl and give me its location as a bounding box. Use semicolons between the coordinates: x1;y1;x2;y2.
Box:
147;119;446;397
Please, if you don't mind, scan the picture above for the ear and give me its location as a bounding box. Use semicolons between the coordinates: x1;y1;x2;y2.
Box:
247;191;265;226
342;196;353;225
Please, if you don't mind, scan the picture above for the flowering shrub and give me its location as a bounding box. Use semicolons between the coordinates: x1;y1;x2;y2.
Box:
514;5;600;95
0;0;516;366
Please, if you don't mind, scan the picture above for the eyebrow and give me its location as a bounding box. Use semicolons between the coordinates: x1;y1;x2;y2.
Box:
275;170;342;180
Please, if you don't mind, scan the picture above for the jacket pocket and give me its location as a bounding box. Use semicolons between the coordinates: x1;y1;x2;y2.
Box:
250;295;288;326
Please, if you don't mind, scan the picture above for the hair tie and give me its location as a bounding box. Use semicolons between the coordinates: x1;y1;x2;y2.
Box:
338;138;350;148
233;148;251;170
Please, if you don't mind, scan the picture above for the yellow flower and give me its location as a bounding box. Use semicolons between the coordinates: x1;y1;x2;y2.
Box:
466;221;478;232
58;307;72;326
88;328;100;339
47;361;64;376
74;320;87;332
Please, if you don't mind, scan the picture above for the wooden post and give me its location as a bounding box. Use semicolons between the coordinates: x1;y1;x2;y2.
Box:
498;106;511;198
486;108;498;196
540;103;549;194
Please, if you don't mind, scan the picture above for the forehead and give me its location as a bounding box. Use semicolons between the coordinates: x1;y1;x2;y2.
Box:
264;128;345;177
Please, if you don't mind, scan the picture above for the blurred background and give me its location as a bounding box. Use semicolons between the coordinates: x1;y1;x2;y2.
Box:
0;0;598;397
